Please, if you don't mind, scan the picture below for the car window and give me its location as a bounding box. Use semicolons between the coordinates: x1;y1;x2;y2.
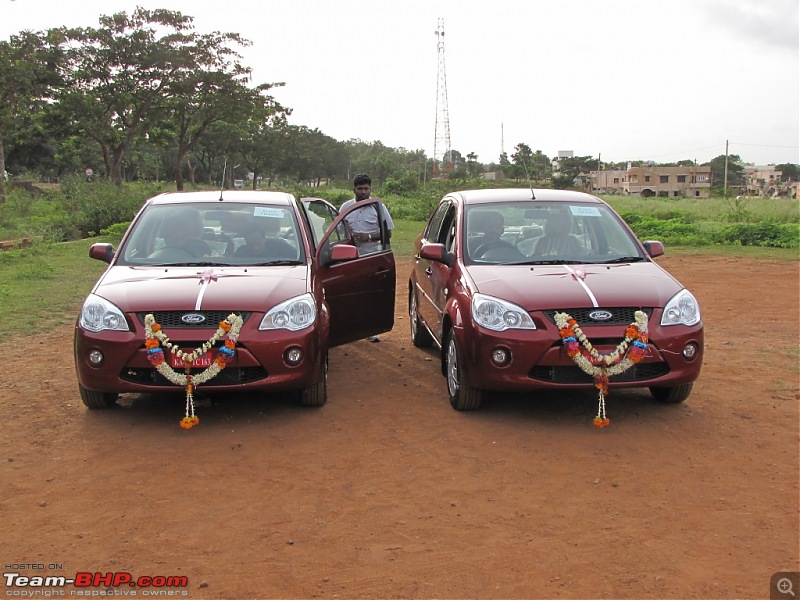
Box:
301;198;344;249
116;202;305;266
424;200;450;243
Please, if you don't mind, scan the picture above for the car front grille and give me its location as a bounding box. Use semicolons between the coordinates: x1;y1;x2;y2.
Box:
543;307;652;327
528;361;670;384
121;366;268;387
136;311;252;329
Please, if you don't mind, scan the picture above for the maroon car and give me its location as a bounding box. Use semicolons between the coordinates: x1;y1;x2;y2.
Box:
408;188;703;410
74;191;395;409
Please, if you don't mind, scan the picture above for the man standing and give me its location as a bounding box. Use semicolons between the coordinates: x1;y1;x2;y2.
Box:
340;173;394;342
340;173;394;255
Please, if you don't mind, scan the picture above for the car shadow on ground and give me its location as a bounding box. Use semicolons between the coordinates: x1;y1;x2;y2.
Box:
465;387;696;428
80;389;316;431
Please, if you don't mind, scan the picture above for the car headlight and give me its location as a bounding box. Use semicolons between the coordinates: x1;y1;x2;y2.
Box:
260;293;317;331
471;293;536;331
661;289;701;326
79;294;130;333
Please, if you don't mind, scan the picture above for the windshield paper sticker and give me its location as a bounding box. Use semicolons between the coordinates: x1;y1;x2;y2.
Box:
254;207;284;218
569;205;602;217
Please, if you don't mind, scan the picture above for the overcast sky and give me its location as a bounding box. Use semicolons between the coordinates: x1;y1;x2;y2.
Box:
3;0;798;166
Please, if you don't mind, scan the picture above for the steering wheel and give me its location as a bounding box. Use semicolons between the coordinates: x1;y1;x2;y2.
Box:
473;239;516;258
148;246;195;261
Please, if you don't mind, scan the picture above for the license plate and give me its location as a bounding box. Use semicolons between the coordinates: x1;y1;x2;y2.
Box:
170;351;213;369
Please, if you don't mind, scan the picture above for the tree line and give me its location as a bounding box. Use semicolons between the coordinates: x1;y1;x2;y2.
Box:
1;8;797;204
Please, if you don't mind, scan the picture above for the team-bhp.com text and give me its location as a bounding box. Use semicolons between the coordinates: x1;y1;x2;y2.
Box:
4;572;188;597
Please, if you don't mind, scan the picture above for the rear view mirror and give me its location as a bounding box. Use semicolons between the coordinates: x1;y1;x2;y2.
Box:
643;240;664;258
89;243;115;263
419;242;453;266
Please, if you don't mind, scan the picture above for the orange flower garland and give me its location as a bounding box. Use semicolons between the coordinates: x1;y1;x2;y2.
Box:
555;310;649;427
145;313;243;429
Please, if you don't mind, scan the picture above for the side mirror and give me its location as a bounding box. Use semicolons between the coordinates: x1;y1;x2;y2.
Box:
330;244;359;261
89;243;115;263
419;242;453;266
642;240;664;258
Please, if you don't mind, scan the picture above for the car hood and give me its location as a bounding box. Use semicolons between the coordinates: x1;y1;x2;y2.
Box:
93;265;309;312
466;262;683;310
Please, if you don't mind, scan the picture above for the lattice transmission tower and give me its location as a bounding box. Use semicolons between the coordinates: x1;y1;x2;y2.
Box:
433;18;452;177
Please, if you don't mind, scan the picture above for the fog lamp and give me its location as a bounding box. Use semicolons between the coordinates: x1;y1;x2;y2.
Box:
88;350;104;367
491;347;511;367
682;343;698;360
284;347;303;366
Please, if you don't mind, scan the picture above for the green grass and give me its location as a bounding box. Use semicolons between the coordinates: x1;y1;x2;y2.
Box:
0;239;112;336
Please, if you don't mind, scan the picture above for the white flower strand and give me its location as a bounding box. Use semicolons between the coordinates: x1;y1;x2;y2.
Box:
144;313;244;386
554;310;649;378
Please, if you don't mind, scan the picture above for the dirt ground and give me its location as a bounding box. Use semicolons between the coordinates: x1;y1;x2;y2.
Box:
2;254;799;600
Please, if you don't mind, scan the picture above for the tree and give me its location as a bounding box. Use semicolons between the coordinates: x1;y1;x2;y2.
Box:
775;163;799;182
56;8;261;186
466;152;481;178
166;74;287;191
0;29;61;203
705;154;745;193
531;150;551;181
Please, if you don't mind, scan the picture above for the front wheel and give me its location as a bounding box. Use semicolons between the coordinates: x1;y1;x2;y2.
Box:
300;354;328;407
79;384;118;409
649;383;693;404
445;330;482;411
409;288;433;348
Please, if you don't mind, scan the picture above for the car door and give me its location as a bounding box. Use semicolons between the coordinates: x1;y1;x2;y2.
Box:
415;200;456;342
314;199;396;347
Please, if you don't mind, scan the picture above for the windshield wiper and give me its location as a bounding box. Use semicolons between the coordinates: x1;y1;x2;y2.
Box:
602;256;645;264
249;260;303;266
150;261;222;267
520;259;574;265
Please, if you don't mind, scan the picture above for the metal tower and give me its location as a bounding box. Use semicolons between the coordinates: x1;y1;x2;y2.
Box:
433;18;452;177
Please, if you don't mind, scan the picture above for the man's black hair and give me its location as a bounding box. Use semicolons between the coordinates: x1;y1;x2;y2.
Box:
353;173;371;187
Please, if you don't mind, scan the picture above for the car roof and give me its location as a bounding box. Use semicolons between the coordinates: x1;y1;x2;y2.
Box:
147;190;297;206
446;188;604;205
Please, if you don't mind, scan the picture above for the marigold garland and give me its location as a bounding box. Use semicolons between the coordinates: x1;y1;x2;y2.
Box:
144;313;243;429
554;310;649;428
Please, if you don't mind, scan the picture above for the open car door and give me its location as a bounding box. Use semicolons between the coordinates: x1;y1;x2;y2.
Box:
312;199;396;347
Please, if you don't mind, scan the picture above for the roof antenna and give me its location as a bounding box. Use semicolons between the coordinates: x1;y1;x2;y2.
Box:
218;159;227;201
520;155;536;200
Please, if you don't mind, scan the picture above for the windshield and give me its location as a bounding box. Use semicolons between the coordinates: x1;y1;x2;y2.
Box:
464;201;645;265
116;202;305;267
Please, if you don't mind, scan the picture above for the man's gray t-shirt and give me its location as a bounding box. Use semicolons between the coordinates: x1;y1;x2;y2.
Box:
340;198;394;254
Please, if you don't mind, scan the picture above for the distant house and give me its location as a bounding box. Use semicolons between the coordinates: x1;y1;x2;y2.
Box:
743;165;782;196
591;164;712;198
551;150;574;176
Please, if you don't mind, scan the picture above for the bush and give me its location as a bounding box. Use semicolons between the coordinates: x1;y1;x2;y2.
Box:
60;177;162;238
713;222;799;248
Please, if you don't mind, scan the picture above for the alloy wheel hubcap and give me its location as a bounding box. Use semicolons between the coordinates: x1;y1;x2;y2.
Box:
447;339;459;396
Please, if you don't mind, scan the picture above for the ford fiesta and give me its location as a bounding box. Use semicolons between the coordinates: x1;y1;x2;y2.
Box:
408;188;703;411
74;190;395;410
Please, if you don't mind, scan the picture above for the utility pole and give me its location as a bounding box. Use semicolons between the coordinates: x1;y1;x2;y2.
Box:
723;139;729;197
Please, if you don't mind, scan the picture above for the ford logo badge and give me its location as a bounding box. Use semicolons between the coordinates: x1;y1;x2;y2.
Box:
181;313;206;324
588;310;613;321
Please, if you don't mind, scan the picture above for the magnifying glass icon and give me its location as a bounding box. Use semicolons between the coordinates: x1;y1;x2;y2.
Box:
778;578;796;597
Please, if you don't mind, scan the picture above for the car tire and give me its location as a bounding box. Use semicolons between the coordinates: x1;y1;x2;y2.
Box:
445;329;482;411
300;354;328;407
409;288;433;348
649;383;693;404
79;384;118;409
